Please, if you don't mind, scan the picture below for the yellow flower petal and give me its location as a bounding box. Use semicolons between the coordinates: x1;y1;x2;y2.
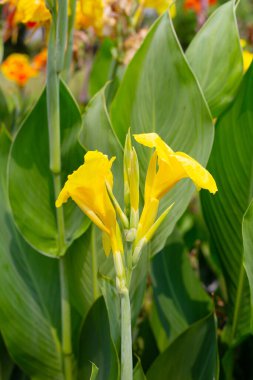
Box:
56;150;122;255
15;0;51;23
134;132;217;197
172;152;218;194
136;197;159;242
134;133;173;161
140;0;176;15
243;50;253;73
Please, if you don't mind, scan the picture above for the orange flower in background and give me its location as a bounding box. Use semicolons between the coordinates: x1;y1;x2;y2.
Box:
32;48;47;71
184;0;217;14
1;53;38;86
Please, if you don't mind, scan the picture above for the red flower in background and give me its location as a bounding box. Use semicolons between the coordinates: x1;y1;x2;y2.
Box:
184;0;217;14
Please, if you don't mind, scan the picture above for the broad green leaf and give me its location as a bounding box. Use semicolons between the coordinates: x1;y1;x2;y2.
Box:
79;86;123;202
99;278;121;352
66;224;115;355
243;199;253;325
201;63;253;345
8;82;89;257
78;297;119;380
147;314;217;380
0;129;63;379
186;1;243;116
0;334;14;380
151;240;213;344
110;13;214;255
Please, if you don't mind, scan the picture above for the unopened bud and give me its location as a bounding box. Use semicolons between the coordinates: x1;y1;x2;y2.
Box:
129;148;139;228
125;228;136;242
145;203;174;243
132;238;147;267
106;181;129;229
124;129;132;218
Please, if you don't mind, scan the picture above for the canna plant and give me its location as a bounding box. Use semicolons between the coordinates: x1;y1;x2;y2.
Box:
0;0;252;379
55;130;217;380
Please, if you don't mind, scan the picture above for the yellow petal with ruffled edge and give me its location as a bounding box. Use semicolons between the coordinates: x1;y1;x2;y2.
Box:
134;132;217;195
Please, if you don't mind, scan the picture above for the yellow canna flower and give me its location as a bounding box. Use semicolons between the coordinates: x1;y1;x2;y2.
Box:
240;39;253;73
1;53;38;86
242;50;253;73
134;133;217;198
133;133;217;243
15;0;51;24
77;0;105;35
55;151;123;256
140;0;176;17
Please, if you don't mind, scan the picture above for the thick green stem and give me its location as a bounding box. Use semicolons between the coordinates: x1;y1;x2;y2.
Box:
47;21;61;174
47;4;73;379
60;257;73;380
120;289;133;380
56;0;68;73
63;0;77;82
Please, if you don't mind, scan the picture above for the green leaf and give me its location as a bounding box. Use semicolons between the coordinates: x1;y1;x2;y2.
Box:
88;39;114;98
0;334;15;380
110;13;214;255
243;199;253;325
8;82;89;257
79;86;123;202
89;363;99;380
133;360;146;380
78;297;119;380
0;129;63;379
186;1;243;116
66;224;115;356
146;314;218;380
201;63;253;345
151;240;213;344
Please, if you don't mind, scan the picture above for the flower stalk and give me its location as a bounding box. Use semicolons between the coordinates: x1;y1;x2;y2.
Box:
63;0;77;82
47;1;73;379
120;288;133;380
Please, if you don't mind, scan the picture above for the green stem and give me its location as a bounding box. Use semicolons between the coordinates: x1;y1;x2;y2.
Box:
63;0;77;82
56;0;68;73
60;257;73;380
120;289;133;380
47;21;61;174
47;4;73;379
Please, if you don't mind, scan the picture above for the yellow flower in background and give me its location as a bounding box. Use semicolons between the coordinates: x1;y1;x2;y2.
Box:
78;0;105;35
1;53;38;86
133;133;217;241
15;0;51;24
55;151;123;256
140;0;176;17
240;40;253;73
